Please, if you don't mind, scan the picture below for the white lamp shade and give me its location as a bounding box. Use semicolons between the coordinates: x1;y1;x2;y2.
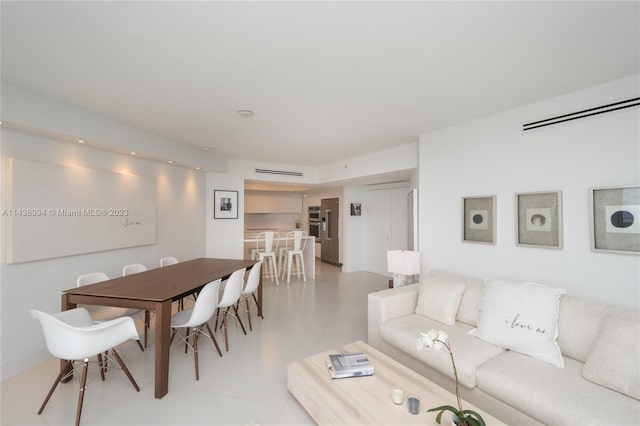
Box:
386;250;421;275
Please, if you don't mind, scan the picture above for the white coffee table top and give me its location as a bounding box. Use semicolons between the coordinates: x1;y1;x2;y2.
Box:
287;340;506;426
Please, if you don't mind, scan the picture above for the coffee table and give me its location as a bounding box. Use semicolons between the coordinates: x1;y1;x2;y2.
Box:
287;340;506;425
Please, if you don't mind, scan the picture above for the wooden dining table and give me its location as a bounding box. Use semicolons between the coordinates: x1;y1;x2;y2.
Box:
61;257;259;399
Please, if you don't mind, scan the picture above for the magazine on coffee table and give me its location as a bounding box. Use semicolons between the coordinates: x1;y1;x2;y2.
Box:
325;352;374;379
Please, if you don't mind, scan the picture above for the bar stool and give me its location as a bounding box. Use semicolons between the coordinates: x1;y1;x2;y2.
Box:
281;230;307;284
255;231;280;285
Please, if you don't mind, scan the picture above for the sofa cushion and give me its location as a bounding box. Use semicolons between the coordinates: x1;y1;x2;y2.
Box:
379;313;505;388
430;269;484;326
583;315;640;400
556;295;612;362
415;276;465;326
472;279;566;368
477;351;640;425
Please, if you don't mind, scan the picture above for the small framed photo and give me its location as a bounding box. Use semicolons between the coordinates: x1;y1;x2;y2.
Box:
462;195;496;244
213;190;238;219
516;191;562;249
350;203;362;216
590;185;640;255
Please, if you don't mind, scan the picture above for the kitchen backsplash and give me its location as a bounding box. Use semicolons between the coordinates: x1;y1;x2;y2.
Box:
245;213;302;231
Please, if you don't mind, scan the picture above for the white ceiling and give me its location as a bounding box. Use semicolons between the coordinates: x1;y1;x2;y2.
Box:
2;1;638;167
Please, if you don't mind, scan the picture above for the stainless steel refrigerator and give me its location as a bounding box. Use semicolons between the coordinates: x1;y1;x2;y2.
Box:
320;198;340;266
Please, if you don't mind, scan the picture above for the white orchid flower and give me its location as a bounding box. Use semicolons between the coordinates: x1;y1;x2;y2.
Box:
416;329;449;351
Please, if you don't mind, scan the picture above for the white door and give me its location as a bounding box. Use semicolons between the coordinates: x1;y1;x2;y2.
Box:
363;187;409;277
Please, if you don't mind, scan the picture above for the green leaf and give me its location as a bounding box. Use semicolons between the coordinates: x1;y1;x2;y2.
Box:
461;410;486;426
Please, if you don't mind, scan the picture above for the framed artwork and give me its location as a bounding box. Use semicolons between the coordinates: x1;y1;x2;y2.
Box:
590;185;640;254
350;203;362;216
516;191;562;249
462;196;496;244
213;190;238;219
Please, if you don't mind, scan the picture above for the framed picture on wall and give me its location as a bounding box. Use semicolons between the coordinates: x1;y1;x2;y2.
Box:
350;203;362;216
516;190;562;249
462;195;496;244
213;190;238;219
590;185;640;254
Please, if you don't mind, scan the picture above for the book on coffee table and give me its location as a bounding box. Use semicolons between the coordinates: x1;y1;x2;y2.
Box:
325;351;374;379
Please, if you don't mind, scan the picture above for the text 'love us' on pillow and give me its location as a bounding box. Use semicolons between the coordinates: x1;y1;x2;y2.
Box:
471;279;566;368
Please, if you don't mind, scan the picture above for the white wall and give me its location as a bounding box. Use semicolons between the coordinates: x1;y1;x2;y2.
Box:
206;171;245;259
419;75;640;309
1;129;207;379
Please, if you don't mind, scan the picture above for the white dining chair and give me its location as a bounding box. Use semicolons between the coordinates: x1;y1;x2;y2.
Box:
170;279;223;380
76;272;145;351
239;261;263;331
215;268;247;351
122;263;150;346
281;230;308;284
255;232;279;285
160;256;191;310
30;308;140;426
160;256;178;267
123;263;147;276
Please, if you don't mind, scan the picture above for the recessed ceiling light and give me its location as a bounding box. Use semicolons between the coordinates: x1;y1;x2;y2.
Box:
168;160;173;164
131;152;136;155
196;167;201;170
78;139;85;143
237;110;254;118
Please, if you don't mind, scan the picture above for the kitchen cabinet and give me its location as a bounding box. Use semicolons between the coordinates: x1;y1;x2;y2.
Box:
276;196;302;213
245;193;302;214
245;194;277;213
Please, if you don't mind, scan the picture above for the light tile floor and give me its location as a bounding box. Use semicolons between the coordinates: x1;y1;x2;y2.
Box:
1;260;389;425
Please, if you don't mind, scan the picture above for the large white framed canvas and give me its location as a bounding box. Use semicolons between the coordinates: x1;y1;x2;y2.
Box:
5;158;157;263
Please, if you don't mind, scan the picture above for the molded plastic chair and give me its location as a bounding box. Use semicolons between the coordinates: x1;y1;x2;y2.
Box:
255;232;279;285
160;257;190;309
76;272;145;351
281;230;308;284
170;279;223;380
122;263;147;276
215;268;247;351
240;262;263;331
160;256;178;267
30;308;140;426
122;264;150;346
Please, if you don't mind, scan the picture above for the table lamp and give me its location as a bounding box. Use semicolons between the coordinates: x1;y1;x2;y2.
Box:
387;250;421;287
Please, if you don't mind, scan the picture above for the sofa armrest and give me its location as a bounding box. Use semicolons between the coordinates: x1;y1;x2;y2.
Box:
368;284;419;348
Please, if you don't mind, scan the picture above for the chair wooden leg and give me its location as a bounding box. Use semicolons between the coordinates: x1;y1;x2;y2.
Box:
245;297;253;332
214;308;220;331
185;327;190;354
75;359;89;426
223;308;230;352
252;293;264;319
205;323;223;357
111;349;140;392
38;360;72;415
97;353;106;381
232;304;247;335
135;339;144;351
193;328;200;380
170;328;177;345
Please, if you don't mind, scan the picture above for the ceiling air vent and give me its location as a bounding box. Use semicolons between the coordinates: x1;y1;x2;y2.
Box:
523;97;639;131
255;168;303;177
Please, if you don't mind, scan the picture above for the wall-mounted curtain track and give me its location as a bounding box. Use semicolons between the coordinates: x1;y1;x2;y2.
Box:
523;97;639;131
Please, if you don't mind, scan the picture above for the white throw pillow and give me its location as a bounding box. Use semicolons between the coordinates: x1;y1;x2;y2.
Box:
415;276;466;326
582;315;640;400
472;279;566;368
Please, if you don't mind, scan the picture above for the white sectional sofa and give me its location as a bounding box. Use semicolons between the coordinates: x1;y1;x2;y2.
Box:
368;269;640;426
